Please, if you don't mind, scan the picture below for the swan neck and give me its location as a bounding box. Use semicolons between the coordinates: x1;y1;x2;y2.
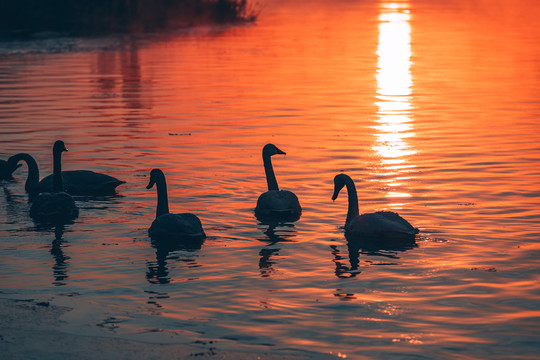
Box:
10;153;40;192
345;177;359;225
53;147;63;192
263;153;279;191
154;175;170;218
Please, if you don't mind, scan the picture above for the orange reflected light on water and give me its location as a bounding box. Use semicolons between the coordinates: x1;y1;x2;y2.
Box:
373;2;416;197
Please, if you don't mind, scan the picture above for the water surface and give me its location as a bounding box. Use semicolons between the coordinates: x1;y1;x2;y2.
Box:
1;0;539;358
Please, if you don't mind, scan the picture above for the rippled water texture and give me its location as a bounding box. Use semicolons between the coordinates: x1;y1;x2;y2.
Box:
1;0;539;358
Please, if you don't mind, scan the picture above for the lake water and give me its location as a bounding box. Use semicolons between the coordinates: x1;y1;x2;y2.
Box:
1;0;539;358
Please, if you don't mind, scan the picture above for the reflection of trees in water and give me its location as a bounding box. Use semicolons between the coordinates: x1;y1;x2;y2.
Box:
119;42;145;112
0;1;255;35
93;41;153;128
258;223;296;278
146;240;203;285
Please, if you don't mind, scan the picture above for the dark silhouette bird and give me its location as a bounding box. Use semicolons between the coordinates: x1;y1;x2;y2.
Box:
0;158;22;181
254;144;301;222
8;152;125;196
29;141;79;223
332;173;418;247
146;168;206;244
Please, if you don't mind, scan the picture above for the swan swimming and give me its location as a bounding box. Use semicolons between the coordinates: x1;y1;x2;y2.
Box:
332;173;418;243
146;168;206;243
254;144;301;221
8;152;125;196
29;141;79;223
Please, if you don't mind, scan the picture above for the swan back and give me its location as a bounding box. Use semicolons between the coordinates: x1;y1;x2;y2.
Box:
39;170;125;195
149;213;206;242
255;189;302;221
346;211;419;238
29;191;79;223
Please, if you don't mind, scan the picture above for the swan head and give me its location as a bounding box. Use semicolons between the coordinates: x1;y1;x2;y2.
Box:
262;143;286;158
53;140;68;154
3;158;22;178
332;173;351;200
147;168;164;189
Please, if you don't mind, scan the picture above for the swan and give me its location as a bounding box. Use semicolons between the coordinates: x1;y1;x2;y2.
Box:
8;153;125;196
0;159;21;180
254;144;302;221
146;168;206;243
332;173;418;242
29;141;79;223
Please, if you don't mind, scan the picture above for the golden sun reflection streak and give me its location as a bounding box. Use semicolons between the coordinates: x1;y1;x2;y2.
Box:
374;3;416;191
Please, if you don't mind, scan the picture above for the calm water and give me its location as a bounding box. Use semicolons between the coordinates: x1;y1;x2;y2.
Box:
1;0;539;358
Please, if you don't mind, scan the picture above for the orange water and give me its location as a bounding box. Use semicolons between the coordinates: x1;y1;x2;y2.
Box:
1;0;539;358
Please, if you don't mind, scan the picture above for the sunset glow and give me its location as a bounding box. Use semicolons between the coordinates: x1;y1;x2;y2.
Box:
373;2;416;196
0;0;539;359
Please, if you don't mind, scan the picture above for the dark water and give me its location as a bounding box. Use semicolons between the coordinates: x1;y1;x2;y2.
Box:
1;0;539;358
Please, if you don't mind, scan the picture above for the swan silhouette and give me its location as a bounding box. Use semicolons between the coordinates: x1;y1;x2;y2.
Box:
332;173;418;244
0;159;21;181
254;144;301;221
146;168;206;243
29;141;79;223
8;152;125;196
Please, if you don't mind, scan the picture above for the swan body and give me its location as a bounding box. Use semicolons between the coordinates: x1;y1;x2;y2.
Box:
8;153;125;195
29;141;79;223
255;144;301;221
256;190;301;219
148;213;206;241
332;173;418;242
345;211;419;239
30;191;79;222
38;170;125;195
147;168;205;243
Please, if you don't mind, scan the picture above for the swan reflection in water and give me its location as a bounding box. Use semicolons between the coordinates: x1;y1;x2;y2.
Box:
50;225;70;286
331;236;416;279
146;239;203;285
258;222;297;278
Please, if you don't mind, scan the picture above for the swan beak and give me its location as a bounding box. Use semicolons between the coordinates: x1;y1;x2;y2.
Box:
276;148;286;155
331;189;339;201
8;163;22;174
146;179;155;190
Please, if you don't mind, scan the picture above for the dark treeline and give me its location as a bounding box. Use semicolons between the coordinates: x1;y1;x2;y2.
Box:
0;0;255;36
